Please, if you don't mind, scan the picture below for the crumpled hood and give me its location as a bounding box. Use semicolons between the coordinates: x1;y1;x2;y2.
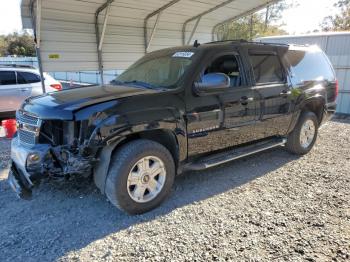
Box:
21;84;157;120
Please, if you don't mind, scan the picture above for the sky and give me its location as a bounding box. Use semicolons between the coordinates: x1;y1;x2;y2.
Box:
281;0;338;34
0;0;22;35
0;0;340;35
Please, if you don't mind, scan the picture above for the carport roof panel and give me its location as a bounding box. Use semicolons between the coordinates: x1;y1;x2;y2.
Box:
21;0;279;72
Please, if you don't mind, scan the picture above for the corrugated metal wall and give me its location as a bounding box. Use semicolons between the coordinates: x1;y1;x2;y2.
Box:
21;0;277;72
259;33;350;115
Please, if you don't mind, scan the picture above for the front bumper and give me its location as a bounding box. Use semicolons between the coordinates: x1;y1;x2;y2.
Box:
8;136;97;199
8;137;51;199
8;164;32;200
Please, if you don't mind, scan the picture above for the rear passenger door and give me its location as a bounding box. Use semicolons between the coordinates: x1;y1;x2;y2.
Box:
0;71;30;112
248;50;293;138
17;71;41;96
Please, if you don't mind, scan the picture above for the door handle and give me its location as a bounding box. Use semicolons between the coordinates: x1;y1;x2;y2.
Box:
280;90;291;96
20;88;29;92
240;96;254;105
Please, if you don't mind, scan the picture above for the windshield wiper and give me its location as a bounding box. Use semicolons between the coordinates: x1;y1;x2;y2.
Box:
112;79;167;90
123;80;153;88
110;80;125;85
123;80;166;90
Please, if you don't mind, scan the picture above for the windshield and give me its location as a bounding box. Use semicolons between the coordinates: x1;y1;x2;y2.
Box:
114;52;194;89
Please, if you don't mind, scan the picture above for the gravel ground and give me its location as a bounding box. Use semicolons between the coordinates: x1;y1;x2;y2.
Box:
0;119;349;262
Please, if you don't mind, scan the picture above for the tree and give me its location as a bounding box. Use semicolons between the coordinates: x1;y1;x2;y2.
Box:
215;0;291;41
321;0;350;31
217;15;288;41
264;1;289;29
0;37;6;56
0;32;36;57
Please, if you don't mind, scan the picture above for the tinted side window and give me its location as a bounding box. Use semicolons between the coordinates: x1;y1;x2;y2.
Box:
286;50;335;85
17;72;27;84
0;71;16;85
17;71;41;84
202;55;242;88
249;54;285;84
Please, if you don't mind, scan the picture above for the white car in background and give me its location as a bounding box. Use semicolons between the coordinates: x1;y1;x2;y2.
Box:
0;65;62;119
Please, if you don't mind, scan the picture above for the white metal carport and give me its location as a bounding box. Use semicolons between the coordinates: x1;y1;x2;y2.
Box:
21;0;279;89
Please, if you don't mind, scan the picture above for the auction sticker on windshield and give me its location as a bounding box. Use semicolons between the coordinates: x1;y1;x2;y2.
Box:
172;52;194;58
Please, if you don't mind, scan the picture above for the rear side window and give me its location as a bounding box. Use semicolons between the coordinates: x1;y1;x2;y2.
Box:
249;53;285;84
0;71;16;85
286;49;335;85
17;71;41;84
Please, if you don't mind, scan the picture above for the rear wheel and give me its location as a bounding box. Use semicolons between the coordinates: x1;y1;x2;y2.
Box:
105;139;175;215
286;111;319;155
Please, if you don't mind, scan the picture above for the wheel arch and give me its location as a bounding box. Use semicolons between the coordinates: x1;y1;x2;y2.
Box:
301;96;326;124
287;96;326;134
93;128;182;194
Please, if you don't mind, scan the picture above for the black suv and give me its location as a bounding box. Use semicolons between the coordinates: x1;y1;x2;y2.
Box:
8;41;338;214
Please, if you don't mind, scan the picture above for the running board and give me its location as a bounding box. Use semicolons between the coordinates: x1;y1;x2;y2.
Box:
183;138;287;171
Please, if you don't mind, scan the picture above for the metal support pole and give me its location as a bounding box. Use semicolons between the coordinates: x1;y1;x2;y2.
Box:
144;0;181;53
95;0;114;85
182;0;238;45
249;15;253;40
98;3;111;51
36;47;46;93
146;12;162;52
31;0;46;93
95;15;103;85
186;16;202;45
211;0;281;41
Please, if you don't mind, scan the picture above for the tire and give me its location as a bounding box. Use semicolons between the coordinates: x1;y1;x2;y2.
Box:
286;111;319;155
105;139;175;215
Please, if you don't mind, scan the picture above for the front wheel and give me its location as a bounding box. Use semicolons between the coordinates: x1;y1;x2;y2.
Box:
105;139;175;215
286;111;319;155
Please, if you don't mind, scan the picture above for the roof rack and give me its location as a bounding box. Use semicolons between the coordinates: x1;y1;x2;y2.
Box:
205;39;289;47
0;64;36;69
205;39;248;44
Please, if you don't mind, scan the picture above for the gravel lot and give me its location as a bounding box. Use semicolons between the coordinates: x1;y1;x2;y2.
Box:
0;119;349;262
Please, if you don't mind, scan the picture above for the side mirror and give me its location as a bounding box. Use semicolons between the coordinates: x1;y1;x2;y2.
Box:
194;73;230;93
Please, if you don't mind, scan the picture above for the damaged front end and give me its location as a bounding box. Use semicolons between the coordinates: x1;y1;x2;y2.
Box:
9;110;98;199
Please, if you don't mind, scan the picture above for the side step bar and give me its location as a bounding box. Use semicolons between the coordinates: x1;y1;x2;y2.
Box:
183;138;287;171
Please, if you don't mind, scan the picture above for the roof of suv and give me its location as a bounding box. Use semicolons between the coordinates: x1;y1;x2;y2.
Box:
155;40;291;55
0;65;41;74
208;40;323;52
204;39;289;47
168;40;319;55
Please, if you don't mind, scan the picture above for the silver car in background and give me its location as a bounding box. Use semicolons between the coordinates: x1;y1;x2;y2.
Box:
0;65;62;119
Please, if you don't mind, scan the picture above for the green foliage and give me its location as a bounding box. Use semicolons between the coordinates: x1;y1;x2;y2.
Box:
0;37;6;56
321;0;350;31
217;15;288;41
215;1;291;41
0;32;36;57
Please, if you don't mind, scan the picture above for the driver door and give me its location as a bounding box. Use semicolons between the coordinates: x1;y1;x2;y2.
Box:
186;52;259;158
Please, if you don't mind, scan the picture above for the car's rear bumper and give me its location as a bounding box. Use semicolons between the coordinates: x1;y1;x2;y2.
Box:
321;102;337;125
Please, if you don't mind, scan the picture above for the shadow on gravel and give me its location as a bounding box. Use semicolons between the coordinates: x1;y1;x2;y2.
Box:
0;147;299;262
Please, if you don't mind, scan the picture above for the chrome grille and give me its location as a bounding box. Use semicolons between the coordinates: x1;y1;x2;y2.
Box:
17;111;41;146
18;129;36;145
17;111;40;126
